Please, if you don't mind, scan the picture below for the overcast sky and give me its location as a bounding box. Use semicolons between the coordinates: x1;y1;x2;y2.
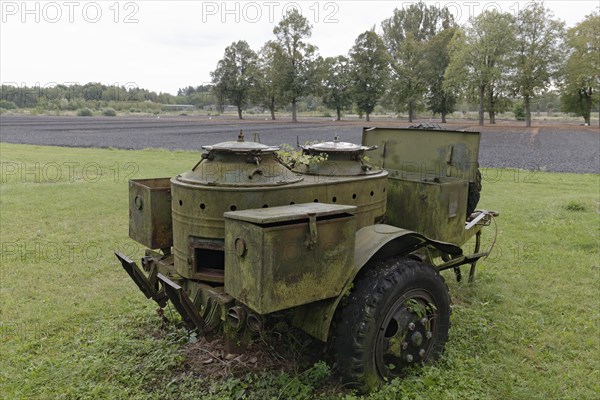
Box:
1;1;598;95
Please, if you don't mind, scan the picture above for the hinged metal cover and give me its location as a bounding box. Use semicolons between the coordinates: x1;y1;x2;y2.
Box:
176;138;302;187
201;141;279;153
297;139;380;176
223;203;357;224
361;127;481;182
301;140;376;153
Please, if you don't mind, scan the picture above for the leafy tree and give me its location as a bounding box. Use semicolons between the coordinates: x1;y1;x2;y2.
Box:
177;86;196;96
349;30;389;122
272;9;319;122
561;12;600;126
485;77;514;124
253;41;280;120
210;40;259;119
176;85;217;108
514;2;566;127
424;27;458;122
212;81;226;113
82;83;104;101
0;100;17;110
322;56;353;121
445;11;516;126
382;2;455;121
535;91;561;114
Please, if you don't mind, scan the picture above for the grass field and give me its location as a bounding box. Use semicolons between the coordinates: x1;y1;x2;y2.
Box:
1;143;598;399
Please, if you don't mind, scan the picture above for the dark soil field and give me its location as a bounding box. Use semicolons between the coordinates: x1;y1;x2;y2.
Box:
1;114;598;173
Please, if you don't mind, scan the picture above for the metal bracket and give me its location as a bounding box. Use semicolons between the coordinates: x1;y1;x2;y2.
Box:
468;230;482;283
115;252;167;307
306;212;318;249
466;210;499;230
380;140;388;169
436;250;489;272
158;273;205;334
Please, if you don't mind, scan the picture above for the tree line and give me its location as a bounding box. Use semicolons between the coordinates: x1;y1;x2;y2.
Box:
210;2;599;126
0;82;222;113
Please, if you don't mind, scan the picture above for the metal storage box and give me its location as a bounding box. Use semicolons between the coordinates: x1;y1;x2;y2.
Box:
224;203;356;314
385;172;468;244
129;178;173;249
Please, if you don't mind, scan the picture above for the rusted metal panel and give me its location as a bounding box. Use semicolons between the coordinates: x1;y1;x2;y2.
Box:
128;178;173;249
362;127;481;182
224;203;356;314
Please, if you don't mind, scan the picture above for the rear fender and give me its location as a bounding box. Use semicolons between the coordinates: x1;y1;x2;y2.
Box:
292;224;462;341
354;224;462;268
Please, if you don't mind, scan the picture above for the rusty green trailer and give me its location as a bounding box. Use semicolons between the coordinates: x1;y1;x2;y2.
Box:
116;127;497;392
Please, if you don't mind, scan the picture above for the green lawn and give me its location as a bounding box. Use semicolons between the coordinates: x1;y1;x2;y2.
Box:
1;143;598;399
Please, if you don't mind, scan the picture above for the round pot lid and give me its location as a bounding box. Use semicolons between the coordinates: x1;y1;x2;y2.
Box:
301;137;376;152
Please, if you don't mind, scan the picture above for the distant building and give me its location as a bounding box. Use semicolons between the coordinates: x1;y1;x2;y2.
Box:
203;104;238;112
162;104;196;111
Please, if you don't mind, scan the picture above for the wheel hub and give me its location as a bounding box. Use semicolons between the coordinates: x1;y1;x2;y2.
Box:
375;292;436;378
411;331;423;347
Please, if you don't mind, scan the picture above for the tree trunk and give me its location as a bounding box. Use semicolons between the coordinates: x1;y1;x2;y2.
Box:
269;95;276;120
583;88;592;126
441;111;447;123
525;94;531;127
291;98;297;122
237;106;243;120
478;86;485;126
408;100;414;123
488;90;496;124
366;112;370;122
336;108;341;121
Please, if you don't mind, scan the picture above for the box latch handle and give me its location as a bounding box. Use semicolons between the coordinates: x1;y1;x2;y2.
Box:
306;212;318;249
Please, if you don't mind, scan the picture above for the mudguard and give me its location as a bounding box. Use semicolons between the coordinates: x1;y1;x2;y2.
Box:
353;224;463;270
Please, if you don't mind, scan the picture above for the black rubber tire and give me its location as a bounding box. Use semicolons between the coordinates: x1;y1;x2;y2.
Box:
335;258;451;392
467;169;482;216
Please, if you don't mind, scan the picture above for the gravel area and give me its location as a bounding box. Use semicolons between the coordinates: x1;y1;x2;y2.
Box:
1;115;598;173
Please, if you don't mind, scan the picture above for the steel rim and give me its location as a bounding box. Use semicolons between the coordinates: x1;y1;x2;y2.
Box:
374;288;438;379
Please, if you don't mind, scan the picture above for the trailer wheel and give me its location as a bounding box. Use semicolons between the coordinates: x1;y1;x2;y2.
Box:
335;258;451;392
467;169;482;216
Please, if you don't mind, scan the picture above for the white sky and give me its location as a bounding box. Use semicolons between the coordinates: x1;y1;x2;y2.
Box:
1;0;598;95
